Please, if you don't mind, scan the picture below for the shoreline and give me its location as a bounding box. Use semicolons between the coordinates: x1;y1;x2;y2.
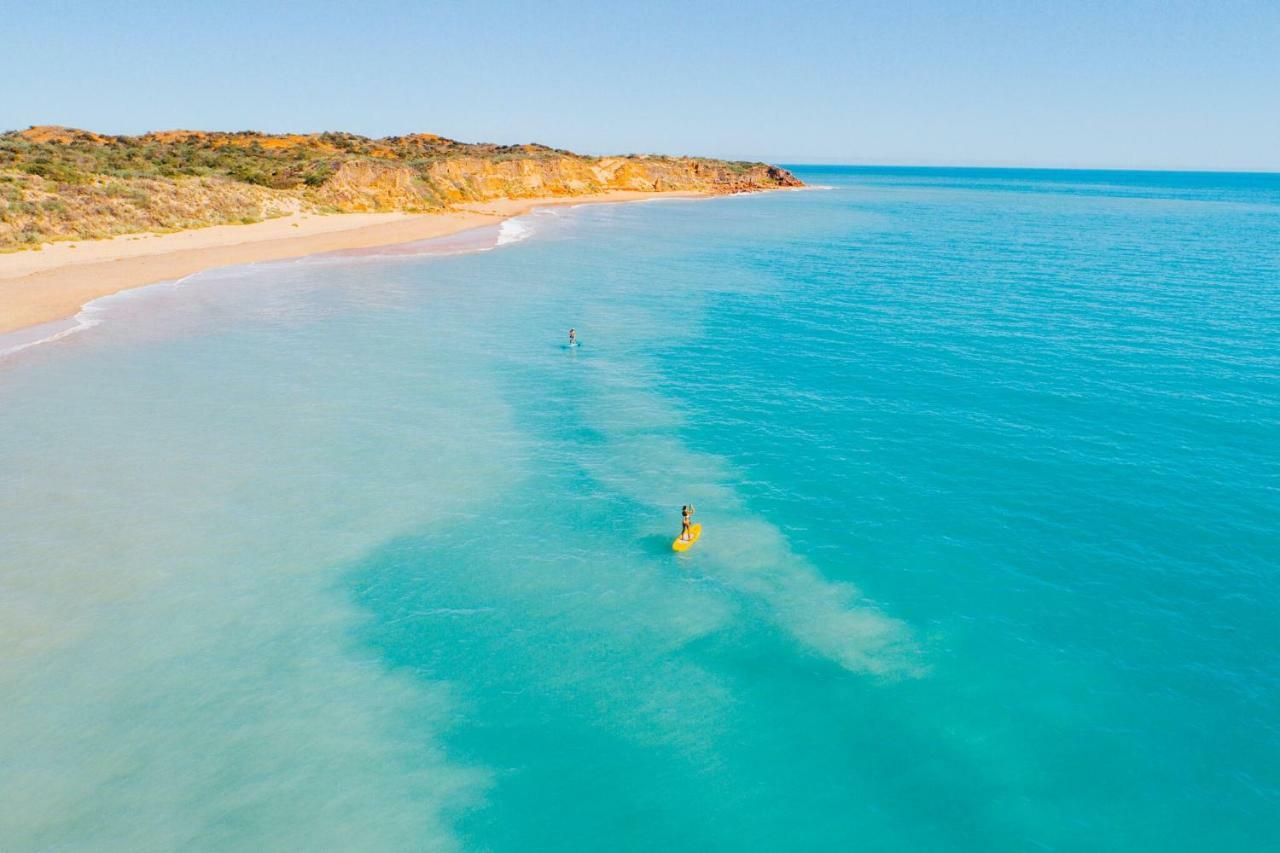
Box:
0;190;706;337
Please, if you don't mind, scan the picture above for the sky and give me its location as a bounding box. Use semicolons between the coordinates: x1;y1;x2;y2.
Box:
2;0;1277;171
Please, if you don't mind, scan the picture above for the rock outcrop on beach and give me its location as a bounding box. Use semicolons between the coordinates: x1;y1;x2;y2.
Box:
0;127;802;248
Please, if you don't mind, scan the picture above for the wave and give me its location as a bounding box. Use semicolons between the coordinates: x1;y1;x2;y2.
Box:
0;273;200;361
0;313;101;361
496;218;534;246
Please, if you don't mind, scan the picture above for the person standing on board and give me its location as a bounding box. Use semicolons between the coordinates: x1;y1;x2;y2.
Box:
680;504;695;541
568;328;577;347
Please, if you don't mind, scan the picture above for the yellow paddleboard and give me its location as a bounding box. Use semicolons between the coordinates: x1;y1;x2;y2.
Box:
672;523;702;552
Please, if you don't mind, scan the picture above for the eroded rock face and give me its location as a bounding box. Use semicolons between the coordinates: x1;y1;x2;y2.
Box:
308;156;802;213
309;162;433;212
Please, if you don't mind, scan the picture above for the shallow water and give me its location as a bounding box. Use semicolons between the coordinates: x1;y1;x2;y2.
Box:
2;168;1278;850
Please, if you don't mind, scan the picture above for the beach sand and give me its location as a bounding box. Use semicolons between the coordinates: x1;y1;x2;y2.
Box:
0;190;704;336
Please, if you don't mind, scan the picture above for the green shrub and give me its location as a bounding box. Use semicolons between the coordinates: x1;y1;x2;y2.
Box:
24;160;86;184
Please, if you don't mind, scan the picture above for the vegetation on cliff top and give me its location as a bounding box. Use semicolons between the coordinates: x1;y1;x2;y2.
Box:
0;126;801;249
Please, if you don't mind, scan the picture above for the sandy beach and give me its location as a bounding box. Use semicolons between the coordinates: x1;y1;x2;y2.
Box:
0;190;703;336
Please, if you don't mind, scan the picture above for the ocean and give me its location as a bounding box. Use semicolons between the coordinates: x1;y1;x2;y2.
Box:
1;167;1277;850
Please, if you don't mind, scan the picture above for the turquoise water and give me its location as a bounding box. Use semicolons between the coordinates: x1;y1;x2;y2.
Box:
1;167;1277;850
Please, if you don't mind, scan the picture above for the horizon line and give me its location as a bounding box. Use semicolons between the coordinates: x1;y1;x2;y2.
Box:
755;160;1280;177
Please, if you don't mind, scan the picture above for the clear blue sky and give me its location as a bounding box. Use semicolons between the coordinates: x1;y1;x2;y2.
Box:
3;0;1277;170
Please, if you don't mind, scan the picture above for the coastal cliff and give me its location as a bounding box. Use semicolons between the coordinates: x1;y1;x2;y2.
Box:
0;127;801;249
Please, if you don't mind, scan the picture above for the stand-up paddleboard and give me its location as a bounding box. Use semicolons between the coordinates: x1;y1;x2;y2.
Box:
672;523;702;552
